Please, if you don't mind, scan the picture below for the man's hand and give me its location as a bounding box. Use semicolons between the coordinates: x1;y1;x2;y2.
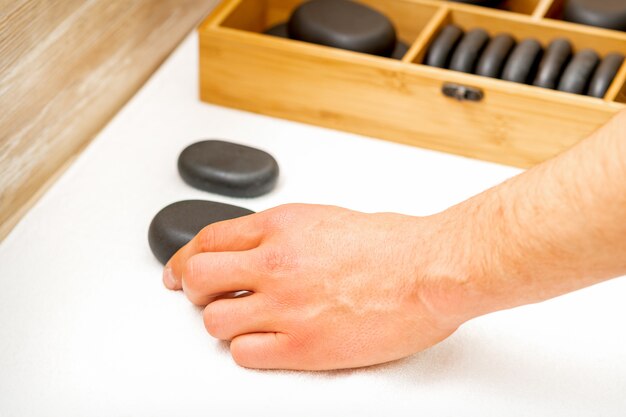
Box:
163;110;626;371
163;204;473;370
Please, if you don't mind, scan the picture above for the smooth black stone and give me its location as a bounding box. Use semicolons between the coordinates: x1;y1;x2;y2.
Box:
587;53;625;98
148;200;255;265
264;22;289;38
391;40;410;60
558;49;600;94
449;0;503;7
501;38;543;84
178;140;279;198
533;38;573;89
449;28;490;73
475;33;516;78
424;24;464;68
288;0;396;56
563;0;626;31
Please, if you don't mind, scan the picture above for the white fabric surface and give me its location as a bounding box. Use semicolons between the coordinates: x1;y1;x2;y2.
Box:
1;33;625;416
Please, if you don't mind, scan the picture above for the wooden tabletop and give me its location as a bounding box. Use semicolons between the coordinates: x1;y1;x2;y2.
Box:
0;0;218;240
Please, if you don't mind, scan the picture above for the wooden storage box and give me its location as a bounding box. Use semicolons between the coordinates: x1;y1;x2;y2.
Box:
198;0;626;167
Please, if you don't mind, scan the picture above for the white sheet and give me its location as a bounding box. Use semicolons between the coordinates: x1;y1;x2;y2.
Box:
1;32;625;416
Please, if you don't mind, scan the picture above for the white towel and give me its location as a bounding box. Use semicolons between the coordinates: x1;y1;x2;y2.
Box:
1;33;625;417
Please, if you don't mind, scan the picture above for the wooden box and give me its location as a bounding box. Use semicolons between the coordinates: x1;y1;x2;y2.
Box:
198;0;626;167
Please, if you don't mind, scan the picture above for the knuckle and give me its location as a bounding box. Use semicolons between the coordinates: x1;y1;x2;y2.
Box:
230;341;252;368
186;292;208;307
183;258;211;306
203;304;224;338
284;331;309;354
263;204;299;229
197;225;217;252
256;248;297;276
182;257;201;293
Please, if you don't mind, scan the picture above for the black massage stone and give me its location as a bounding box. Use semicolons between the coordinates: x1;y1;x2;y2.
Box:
449;0;503;7
148;200;255;265
558;48;600;94
449;28;490;73
264;22;289;38
392;40;410;60
501;38;543;84
587;53;625;98
424;24;464;68
533;38;573;89
563;0;626;32
178;140;279;198
475;33;516;78
288;0;396;56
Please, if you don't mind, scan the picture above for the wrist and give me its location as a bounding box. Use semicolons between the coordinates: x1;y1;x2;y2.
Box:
416;188;523;327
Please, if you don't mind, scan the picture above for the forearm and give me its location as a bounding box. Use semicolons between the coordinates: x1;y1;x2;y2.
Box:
446;110;626;319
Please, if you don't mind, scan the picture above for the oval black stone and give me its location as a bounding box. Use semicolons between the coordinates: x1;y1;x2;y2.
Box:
475;33;515;78
558;49;600;94
288;0;396;56
501;38;543;84
533;38;573;89
178;140;279;198
563;0;626;31
449;28;490;73
264;22;289;38
148;200;255;265
424;24;464;68
587;52;624;98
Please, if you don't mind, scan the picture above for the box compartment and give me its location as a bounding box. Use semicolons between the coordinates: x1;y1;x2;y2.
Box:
218;0;442;61
412;6;626;100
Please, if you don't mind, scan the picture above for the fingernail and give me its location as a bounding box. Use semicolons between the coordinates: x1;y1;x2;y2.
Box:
163;265;176;290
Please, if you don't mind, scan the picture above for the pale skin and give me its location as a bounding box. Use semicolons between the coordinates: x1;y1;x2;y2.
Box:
163;109;626;371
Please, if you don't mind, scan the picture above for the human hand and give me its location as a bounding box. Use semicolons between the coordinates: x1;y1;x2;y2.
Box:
162;110;626;371
163;204;476;371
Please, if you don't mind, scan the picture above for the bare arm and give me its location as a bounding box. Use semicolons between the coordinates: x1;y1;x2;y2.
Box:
444;108;626;321
163;109;626;371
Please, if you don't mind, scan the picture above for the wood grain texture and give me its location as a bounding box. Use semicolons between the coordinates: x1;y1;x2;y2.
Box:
531;0;556;19
0;0;218;241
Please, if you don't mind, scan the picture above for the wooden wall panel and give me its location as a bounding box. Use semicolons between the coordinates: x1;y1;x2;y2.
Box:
0;0;218;241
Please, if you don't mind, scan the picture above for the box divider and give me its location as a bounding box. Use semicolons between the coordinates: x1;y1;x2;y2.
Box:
402;5;450;64
531;0;555;20
605;61;626;103
199;0;244;30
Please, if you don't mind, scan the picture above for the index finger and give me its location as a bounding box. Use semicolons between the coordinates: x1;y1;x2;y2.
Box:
163;213;266;290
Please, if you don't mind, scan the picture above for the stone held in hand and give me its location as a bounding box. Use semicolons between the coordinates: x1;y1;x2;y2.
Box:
148;200;255;265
